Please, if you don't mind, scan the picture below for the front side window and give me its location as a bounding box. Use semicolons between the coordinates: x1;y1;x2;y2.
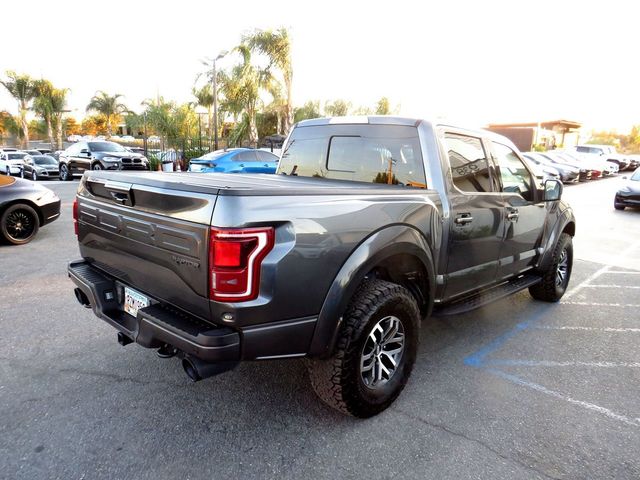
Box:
444;133;493;193
278;125;426;187
492;142;534;201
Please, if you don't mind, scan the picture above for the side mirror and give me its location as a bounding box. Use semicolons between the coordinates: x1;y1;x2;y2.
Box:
543;179;563;202
80;148;90;155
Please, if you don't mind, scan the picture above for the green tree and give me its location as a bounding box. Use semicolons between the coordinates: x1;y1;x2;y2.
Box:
244;28;294;133
1;71;37;148
218;45;271;146
192;84;214;145
86;91;128;137
324;99;351;117
294;101;321;123
375;97;391;115
50;88;69;150
33;79;56;148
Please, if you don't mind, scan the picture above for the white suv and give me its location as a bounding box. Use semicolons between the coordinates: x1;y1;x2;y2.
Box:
570;145;619;175
0;150;29;176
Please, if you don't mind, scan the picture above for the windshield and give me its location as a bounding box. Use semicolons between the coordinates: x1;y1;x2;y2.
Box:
33;155;58;165
7;153;27;160
88;142;127;152
631;170;640;181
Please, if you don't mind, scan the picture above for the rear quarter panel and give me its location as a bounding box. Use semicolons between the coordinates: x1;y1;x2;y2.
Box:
210;191;443;327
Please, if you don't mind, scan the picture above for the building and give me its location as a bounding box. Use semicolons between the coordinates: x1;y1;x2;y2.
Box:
486;120;582;152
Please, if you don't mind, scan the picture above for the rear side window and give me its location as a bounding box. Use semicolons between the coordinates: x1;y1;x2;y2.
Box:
444;133;493;193
278;124;426;188
235;151;259;162
256;150;278;162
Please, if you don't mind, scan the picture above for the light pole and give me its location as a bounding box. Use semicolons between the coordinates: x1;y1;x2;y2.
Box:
211;50;227;151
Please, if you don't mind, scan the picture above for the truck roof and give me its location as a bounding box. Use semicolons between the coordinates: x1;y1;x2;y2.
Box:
295;116;519;151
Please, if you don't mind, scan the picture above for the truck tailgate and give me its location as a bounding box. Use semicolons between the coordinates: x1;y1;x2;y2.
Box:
76;175;217;322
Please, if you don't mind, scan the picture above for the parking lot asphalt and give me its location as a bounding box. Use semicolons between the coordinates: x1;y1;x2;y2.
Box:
1;176;639;480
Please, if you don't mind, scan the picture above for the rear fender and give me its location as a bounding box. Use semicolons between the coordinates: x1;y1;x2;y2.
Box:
308;225;435;358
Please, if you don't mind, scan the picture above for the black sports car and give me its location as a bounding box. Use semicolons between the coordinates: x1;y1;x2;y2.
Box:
0;175;61;245
615;168;640;210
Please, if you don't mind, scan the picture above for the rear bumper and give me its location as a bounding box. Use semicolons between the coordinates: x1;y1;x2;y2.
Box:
67;260;318;363
68;260;240;363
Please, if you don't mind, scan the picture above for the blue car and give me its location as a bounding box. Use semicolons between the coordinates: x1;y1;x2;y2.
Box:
188;148;279;174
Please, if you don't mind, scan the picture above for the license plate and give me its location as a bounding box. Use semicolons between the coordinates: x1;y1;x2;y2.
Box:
124;287;149;318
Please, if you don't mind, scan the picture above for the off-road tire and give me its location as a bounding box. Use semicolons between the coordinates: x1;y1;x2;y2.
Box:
614;201;625;211
306;279;420;418
529;233;573;302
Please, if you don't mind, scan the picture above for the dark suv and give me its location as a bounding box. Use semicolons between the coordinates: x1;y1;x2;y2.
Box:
58;141;149;180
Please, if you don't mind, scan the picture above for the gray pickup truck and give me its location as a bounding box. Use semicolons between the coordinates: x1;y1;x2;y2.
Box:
68;116;575;417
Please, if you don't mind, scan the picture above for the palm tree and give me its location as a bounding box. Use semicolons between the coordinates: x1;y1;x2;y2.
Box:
86;91;128;137
219;45;271;146
33;79;56;149
51;88;69;150
192;84;214;146
1;71;37;148
244;28;294;133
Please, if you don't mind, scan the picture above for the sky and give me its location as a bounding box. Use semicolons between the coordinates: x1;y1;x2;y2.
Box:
1;0;637;132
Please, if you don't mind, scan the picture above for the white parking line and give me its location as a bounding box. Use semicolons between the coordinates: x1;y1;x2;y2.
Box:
582;285;640;289
563;240;640;300
534;326;640;333
562;301;640;307
489;369;640;427
606;271;640;275
488;360;640;368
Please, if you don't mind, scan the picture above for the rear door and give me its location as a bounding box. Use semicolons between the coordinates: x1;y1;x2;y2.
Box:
442;131;505;300
490;141;547;280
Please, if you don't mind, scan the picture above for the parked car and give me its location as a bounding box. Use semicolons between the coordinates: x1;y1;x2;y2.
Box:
627;155;640;171
36;148;53;155
523;152;579;183
574;144;630;171
188;148;279;173
614;168;640;210
522;155;561;183
556;151;603;179
68;117;574;417
120;135;136;142
58;141;150;180
0;146;18;153
0;175;60;244
67;135;82;142
569;145;619;175
24;149;43;156
20;155;60;180
0;151;29;176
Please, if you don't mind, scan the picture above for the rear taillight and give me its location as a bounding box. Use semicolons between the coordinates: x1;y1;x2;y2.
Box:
209;227;274;302
72;199;78;236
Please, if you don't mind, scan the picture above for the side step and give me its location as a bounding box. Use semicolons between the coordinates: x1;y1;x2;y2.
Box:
433;273;542;316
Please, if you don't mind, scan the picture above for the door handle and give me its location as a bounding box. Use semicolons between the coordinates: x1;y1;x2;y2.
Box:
454;214;473;225
507;212;519;221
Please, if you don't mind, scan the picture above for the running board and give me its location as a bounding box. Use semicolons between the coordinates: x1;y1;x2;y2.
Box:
433;274;542;316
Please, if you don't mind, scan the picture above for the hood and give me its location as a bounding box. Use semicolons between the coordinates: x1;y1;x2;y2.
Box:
618;179;640;195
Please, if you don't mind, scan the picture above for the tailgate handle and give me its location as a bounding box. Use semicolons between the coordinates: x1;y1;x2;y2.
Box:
105;181;134;206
